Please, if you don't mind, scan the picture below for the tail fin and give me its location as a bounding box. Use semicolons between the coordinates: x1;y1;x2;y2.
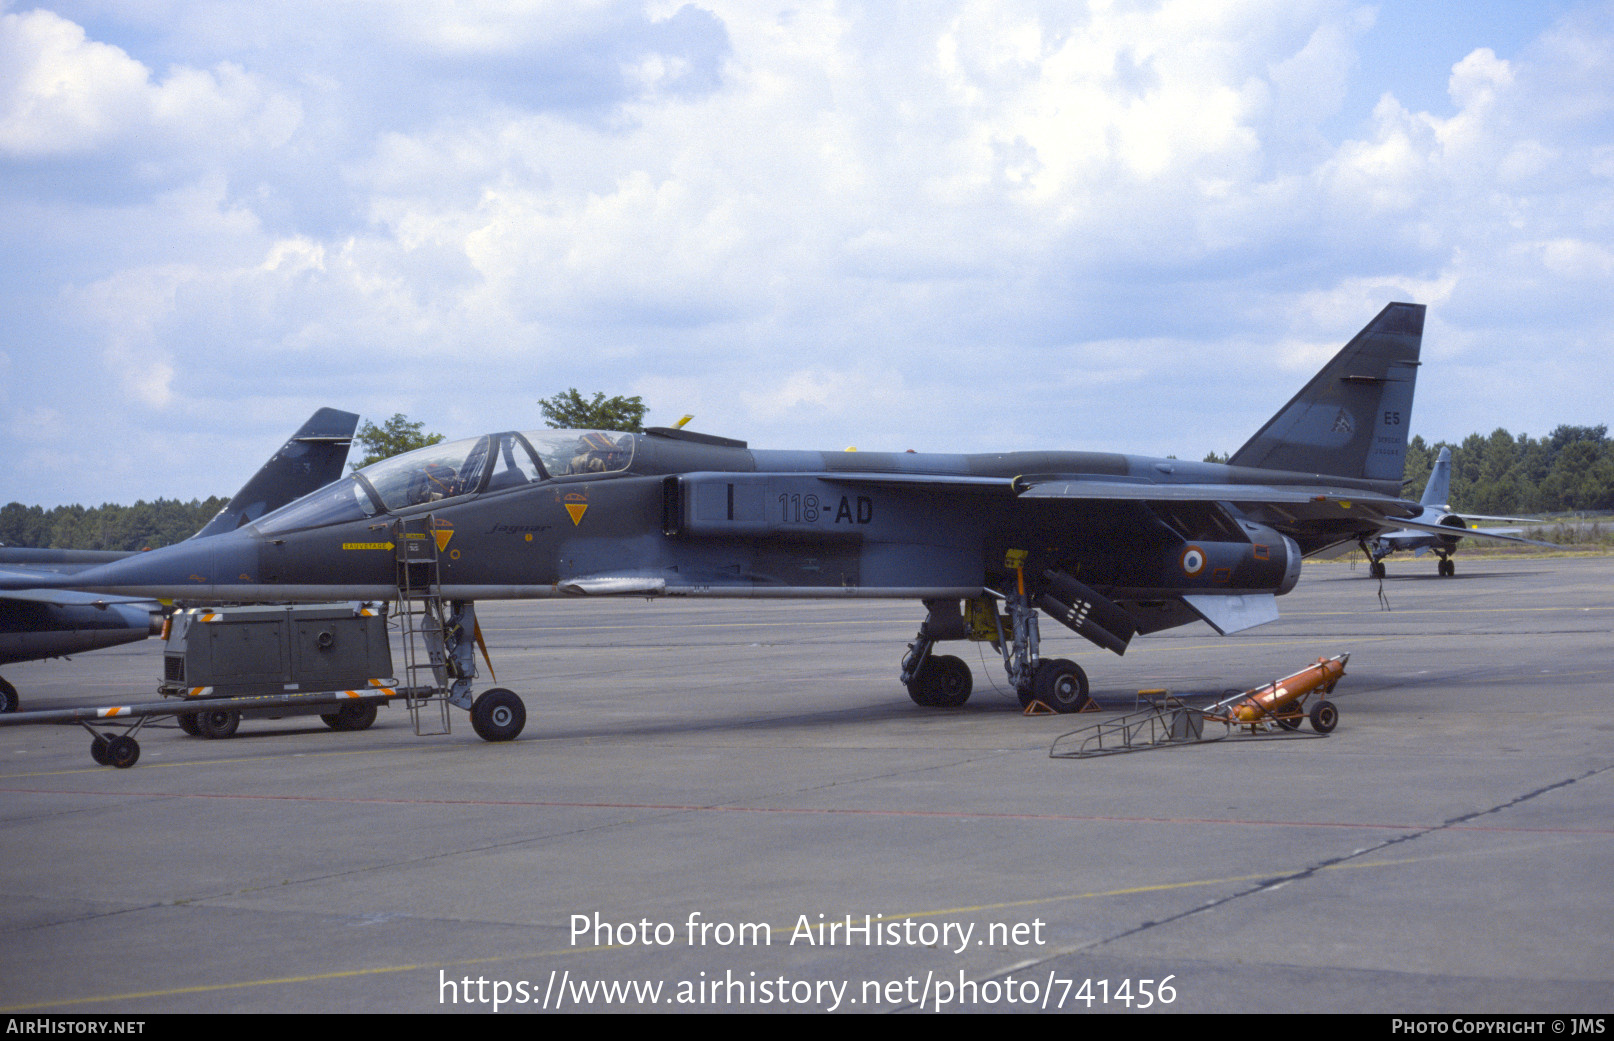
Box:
1420;446;1452;508
191;408;359;539
1230;302;1424;486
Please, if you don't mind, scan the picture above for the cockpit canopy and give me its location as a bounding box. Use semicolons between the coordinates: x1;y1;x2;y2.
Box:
255;429;635;534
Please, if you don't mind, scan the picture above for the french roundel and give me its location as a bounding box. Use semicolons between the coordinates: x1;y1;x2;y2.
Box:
1180;545;1206;577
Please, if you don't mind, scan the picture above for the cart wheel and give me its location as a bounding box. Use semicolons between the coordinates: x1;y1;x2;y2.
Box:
105;735;140;768
90;736;110;765
321;703;378;732
1276;710;1303;731
1309;699;1339;734
177;713;202;737
197;709;240;739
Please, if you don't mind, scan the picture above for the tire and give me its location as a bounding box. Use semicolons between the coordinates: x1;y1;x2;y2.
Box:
1309;699;1339;734
321;703;378;732
0;676;17;713
196;708;240;739
1033;659;1090;714
90;736;110;765
1275;709;1303;731
106;735;140;769
470;688;526;742
177;713;202;737
1369;561;1386;579
906;655;972;707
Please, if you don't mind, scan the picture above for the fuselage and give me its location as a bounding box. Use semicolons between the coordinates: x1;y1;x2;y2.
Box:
38;427;1406;608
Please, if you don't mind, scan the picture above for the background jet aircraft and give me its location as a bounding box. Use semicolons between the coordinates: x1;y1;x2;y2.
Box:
0;408;357;711
4;305;1436;730
1359;446;1549;577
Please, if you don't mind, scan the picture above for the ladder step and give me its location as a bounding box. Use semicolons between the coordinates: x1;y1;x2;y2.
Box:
392;514;453;737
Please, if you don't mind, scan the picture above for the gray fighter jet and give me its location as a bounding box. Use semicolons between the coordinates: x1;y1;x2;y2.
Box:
0;409;358;711
1359;446;1547;577
3;305;1444;733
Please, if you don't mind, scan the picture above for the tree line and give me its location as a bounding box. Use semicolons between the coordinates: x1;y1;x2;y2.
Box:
1398;425;1614;514
1202;425;1613;515
0;498;229;552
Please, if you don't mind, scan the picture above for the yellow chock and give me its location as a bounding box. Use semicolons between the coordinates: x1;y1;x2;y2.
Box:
1023;699;1055;715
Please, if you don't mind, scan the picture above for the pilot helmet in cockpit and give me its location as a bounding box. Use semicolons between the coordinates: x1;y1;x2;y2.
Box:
408;462;459;504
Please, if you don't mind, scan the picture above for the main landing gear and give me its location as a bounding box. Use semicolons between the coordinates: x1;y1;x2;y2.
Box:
1367;555;1455;578
901;593;1092;714
1361;538;1458;579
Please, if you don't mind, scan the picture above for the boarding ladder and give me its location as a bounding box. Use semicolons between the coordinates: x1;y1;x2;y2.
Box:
393;514;453;735
1048;694;1230;759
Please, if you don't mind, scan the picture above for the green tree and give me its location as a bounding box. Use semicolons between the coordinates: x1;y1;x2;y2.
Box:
0;503;49;547
538;389;647;432
1400;435;1436;496
350;413;445;470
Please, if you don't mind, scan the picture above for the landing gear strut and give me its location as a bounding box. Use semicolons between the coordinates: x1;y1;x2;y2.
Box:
902;590;1093;714
1360;538;1388;579
996;592;1088;713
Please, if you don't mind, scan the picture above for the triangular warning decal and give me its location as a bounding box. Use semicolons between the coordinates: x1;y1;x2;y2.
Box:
434;529;454;552
565;503;588;525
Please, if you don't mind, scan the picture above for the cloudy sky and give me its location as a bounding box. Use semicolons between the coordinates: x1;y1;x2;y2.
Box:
4;0;1610;508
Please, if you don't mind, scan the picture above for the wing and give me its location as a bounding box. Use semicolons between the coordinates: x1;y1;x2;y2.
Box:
1012;476;1425;557
1377;516;1559;549
818;471;1426;555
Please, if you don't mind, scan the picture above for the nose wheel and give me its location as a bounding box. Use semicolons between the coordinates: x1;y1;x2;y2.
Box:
470;688;526;742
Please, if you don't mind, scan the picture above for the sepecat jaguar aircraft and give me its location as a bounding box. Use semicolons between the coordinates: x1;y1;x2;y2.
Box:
3;304;1442;738
1359;446;1551;577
